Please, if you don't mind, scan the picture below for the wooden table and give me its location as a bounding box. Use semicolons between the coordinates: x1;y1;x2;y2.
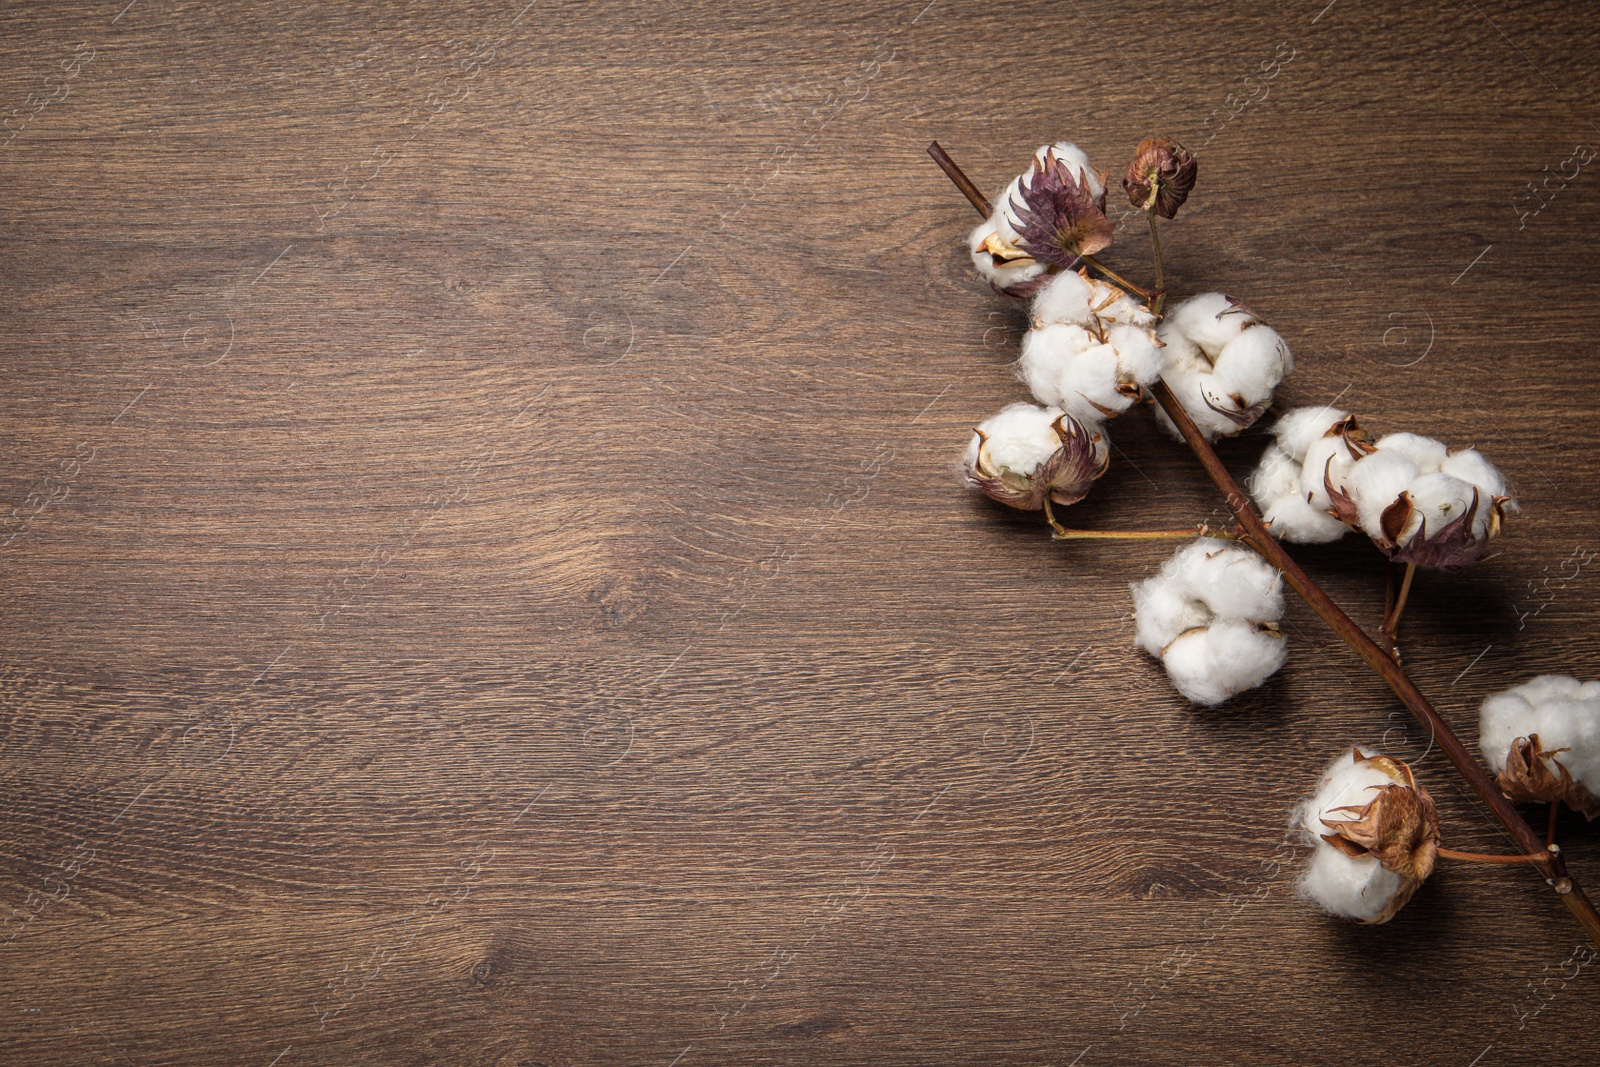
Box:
3;1;1598;1063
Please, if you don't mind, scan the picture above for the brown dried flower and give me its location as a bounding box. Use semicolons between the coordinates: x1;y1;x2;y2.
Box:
1123;137;1199;219
1496;734;1600;819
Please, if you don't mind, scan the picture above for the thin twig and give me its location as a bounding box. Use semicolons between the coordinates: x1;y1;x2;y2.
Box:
1051;526;1232;542
1147;210;1166;316
1438;847;1549;866
927;141;991;217
1078;254;1157;305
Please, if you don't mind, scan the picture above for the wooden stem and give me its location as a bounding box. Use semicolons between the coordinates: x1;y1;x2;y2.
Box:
927;141;991;217
1051;526;1232;542
1147;377;1600;948
1438;847;1551;866
1078;254;1157;305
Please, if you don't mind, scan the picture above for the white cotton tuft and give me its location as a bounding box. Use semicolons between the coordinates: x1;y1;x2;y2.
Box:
962;402;1065;477
1212;328;1292;407
1159;619;1288;706
1164;538;1283;621
1272;406;1349;463
1342;449;1421;543
1154;294;1290;441
1403;471;1487;544
1440;448;1509;500
1298;840;1408;924
1248;443;1350;544
1373;432;1447;473
1479;674;1600;812
1166;292;1250;357
1017;324;1097;410
1292;746;1412;922
1031;270;1094;327
1128;539;1287;706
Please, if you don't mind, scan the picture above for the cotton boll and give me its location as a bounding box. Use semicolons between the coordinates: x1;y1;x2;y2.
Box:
1159;619;1286;706
1440;447;1509;500
1129;577;1208;657
1479;674;1600;817
1292;746;1437;923
1130;539;1288;706
1057;343;1133;424
1272;406;1350;463
1343;450;1421;543
1374;432;1447;474
1212;327;1291;406
963;402;1065;477
1167;540;1283;622
1016;324;1096;409
1031;269;1094;327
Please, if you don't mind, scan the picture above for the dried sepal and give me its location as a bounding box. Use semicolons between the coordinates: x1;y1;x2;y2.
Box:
1323;458;1362;527
1123;137;1198;219
1011;154;1115;267
1496;733;1600;819
964;414;1109;511
1387;488;1484;569
1202;389;1269;430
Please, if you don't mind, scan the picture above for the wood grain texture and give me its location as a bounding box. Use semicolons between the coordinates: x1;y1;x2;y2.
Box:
3;1;1599;1063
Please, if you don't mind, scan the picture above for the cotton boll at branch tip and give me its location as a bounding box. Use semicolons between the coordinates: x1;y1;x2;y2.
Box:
1128;539;1287;706
960;402;1110;512
1292;747;1439;924
1479;674;1600;819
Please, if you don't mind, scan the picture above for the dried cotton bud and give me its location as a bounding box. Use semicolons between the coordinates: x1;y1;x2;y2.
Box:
960;402;1110;511
1129;539;1286;705
1293;747;1439;924
1154;293;1292;440
1480;675;1600;819
1123;137;1198;219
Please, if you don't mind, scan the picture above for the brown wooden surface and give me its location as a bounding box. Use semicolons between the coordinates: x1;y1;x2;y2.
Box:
3;1;1599;1064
